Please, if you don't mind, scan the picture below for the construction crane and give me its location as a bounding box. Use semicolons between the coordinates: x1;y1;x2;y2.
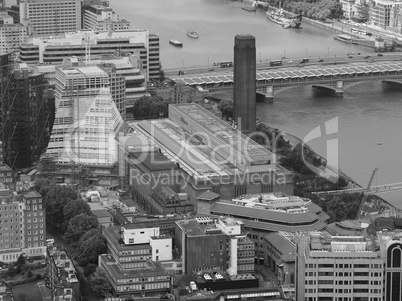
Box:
312;168;402;219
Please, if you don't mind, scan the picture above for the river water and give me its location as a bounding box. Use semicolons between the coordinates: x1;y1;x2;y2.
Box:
112;0;402;207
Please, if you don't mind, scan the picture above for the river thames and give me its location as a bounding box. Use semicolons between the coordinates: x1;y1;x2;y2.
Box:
113;0;402;206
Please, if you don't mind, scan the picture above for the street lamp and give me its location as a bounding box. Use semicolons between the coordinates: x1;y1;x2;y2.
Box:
182;59;184;69
259;52;261;62
306;48;308;57
283;50;286;59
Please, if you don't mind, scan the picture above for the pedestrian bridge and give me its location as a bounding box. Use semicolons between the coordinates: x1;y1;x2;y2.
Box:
168;61;402;100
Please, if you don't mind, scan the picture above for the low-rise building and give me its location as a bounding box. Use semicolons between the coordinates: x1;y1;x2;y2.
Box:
175;216;254;274
100;223;173;297
45;246;80;301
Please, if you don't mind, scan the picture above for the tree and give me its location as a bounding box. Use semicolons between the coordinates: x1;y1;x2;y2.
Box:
159;63;166;82
44;185;78;232
65;213;98;244
26;269;33;278
34;177;56;199
76;229;107;266
83;263;97;277
89;268;112;297
62;199;92;231
218;99;233;120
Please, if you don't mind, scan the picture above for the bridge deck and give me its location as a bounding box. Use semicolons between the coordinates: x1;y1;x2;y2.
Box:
169;61;402;88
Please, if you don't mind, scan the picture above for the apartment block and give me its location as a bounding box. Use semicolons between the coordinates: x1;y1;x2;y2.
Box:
0;21;27;54
19;0;81;36
0;188;45;263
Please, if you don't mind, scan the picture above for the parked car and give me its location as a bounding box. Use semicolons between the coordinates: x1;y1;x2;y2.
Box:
318;59;324;62
348;56;353;58
377;53;383;56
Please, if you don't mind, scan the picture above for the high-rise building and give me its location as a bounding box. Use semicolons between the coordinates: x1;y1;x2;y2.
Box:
148;34;160;82
43;66;124;185
233;34;256;135
82;4;130;31
0;55;53;169
19;0;81;36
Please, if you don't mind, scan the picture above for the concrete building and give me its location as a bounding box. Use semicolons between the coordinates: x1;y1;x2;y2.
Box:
296;232;384;301
0;56;53;169
233;34;256;134
128;103;293;204
19;0;81;36
19;190;46;258
100;223;172;297
0;16;27;54
0;188;46;263
20;29;161;81
370;0;393;28
0;281;13;301
43;66;124;186
175;216;255;274
83;4;130;31
45;245;80;301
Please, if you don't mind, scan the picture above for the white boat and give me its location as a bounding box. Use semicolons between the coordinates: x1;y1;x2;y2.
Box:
169;39;183;47
186;30;199;38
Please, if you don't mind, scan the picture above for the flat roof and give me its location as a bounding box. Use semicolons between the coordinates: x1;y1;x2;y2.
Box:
92;209;112;218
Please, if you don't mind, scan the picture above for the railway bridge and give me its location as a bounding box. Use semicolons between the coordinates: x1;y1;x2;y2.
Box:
168;61;402;101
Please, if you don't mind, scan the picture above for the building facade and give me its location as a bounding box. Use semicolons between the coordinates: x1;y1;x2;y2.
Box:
0;188;46;263
83;4;130;31
19;29;160;81
45;246;80;301
43;66;124;186
0;55;53;169
19;0;81;36
0;22;27;55
175;216;254;274
100;224;172;297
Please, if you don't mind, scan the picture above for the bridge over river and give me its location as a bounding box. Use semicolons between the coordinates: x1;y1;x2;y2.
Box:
168;61;402;101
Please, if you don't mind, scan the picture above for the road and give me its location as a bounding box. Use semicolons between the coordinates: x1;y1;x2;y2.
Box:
165;53;402;77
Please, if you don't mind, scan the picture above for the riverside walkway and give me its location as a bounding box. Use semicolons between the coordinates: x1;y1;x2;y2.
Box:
168;60;402;100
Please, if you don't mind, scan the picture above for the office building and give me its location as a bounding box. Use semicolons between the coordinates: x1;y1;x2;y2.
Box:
0;188;46;263
0;55;53;169
175;216;255;274
43;65;124;185
296;232;384;301
19;0;81;36
83;4;130;31
0;14;27;54
100;223;172;297
233;34;256;134
20;29;161;81
45;245;80;301
128;103;293;204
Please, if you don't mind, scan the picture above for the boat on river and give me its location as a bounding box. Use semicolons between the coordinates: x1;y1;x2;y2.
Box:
169;39;183;47
186;30;199;38
266;5;302;28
